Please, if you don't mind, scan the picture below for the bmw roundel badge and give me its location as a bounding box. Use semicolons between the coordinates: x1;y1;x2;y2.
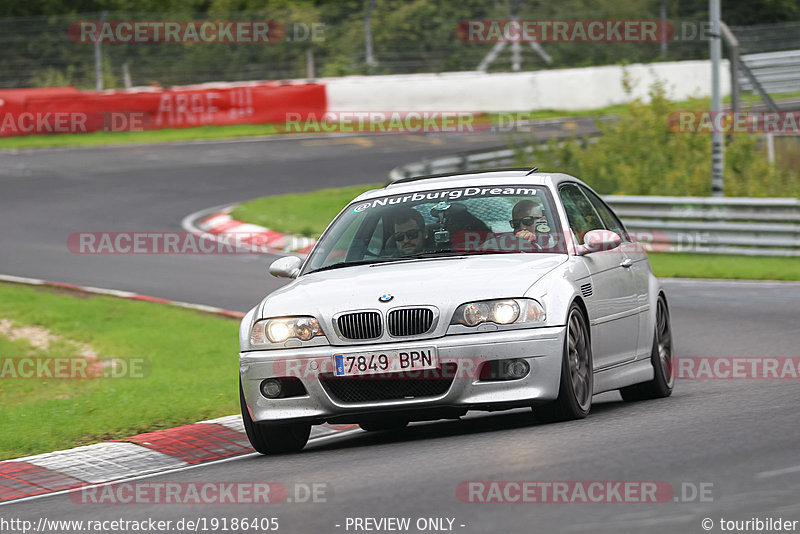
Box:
379;294;394;303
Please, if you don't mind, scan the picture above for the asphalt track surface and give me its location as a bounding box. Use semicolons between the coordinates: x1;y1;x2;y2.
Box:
2;124;799;533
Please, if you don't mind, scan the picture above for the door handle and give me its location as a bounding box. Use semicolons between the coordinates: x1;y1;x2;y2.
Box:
620;258;633;268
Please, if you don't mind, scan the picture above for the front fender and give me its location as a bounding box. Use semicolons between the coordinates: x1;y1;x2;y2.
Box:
238;306;259;353
525;257;591;328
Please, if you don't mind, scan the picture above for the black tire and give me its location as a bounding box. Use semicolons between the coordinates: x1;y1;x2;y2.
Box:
359;419;409;432
534;303;593;423
240;380;310;454
619;294;674;401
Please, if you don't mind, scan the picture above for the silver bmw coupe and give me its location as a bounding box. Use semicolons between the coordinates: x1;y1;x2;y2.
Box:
239;169;674;454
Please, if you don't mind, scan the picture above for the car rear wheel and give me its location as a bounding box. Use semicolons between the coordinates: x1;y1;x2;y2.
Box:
240;380;310;454
533;303;593;422
359;419;409;432
619;294;674;401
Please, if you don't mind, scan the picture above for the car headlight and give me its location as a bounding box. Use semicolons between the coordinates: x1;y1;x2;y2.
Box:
251;316;323;345
451;299;545;327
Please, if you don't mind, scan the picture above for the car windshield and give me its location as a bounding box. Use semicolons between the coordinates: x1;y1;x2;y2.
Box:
304;184;566;274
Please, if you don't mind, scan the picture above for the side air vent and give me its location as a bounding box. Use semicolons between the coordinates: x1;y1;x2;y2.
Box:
580;283;593;298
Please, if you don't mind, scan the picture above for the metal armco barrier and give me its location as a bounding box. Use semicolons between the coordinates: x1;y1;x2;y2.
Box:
389;152;800;257
606;196;800;256
740;49;800;96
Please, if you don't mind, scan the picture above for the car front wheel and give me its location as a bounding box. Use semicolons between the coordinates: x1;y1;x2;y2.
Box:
240;380;311;454
533;303;593;422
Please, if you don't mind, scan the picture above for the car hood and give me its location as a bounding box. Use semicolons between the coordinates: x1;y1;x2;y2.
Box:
257;254;566;323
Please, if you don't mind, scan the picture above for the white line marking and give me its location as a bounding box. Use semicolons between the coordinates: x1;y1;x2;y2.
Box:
756;464;800;479
661;278;800;287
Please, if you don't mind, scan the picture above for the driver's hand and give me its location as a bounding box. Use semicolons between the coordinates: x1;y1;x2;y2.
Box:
515;230;536;242
514;230;542;251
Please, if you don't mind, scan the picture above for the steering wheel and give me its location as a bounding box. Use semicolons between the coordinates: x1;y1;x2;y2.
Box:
510;231;543;252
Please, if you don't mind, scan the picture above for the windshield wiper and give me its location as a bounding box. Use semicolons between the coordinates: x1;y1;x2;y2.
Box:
306;257;398;275
402;250;491;259
403;251;464;258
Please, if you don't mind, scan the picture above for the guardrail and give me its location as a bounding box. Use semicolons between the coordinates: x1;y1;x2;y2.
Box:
388;135;599;183
740;49;800;95
389;151;800;257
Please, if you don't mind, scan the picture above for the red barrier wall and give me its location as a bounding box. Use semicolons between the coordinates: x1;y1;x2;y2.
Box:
0;82;326;136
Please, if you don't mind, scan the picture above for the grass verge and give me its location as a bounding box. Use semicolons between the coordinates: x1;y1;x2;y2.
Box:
231;183;382;237
0;123;281;150
0;282;239;460
647;253;799;281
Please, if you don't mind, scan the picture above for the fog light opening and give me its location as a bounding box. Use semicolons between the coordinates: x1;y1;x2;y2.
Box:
506;359;530;379
479;358;531;381
260;378;283;399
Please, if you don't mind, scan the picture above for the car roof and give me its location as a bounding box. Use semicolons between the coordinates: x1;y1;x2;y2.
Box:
353;169;589;202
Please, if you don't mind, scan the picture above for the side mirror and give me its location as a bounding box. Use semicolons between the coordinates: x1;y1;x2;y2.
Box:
269;256;303;279
577;229;621;255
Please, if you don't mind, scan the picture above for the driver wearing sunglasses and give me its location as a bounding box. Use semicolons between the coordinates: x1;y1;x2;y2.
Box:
510;200;547;248
392;208;428;256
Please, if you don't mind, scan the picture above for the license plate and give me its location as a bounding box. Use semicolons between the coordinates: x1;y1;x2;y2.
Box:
332;347;438;377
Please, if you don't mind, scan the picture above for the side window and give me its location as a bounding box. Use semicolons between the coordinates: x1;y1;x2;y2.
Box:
580;185;630;241
559;184;604;244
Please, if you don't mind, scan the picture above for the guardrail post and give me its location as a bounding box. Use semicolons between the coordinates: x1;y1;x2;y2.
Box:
710;2;725;197
720;22;740;113
94;11;108;91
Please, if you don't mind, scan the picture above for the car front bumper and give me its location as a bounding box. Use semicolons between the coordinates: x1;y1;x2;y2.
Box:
240;326;566;425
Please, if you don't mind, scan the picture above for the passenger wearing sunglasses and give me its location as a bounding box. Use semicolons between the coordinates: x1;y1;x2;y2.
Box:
392;208;429;256
510;200;548;249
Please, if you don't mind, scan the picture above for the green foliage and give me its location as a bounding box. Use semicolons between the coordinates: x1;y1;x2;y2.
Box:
29;65;77;87
517;79;800;198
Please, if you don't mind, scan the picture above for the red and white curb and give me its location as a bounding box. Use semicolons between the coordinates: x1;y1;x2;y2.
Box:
0;417;358;504
193;206;316;256
0;274;357;504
